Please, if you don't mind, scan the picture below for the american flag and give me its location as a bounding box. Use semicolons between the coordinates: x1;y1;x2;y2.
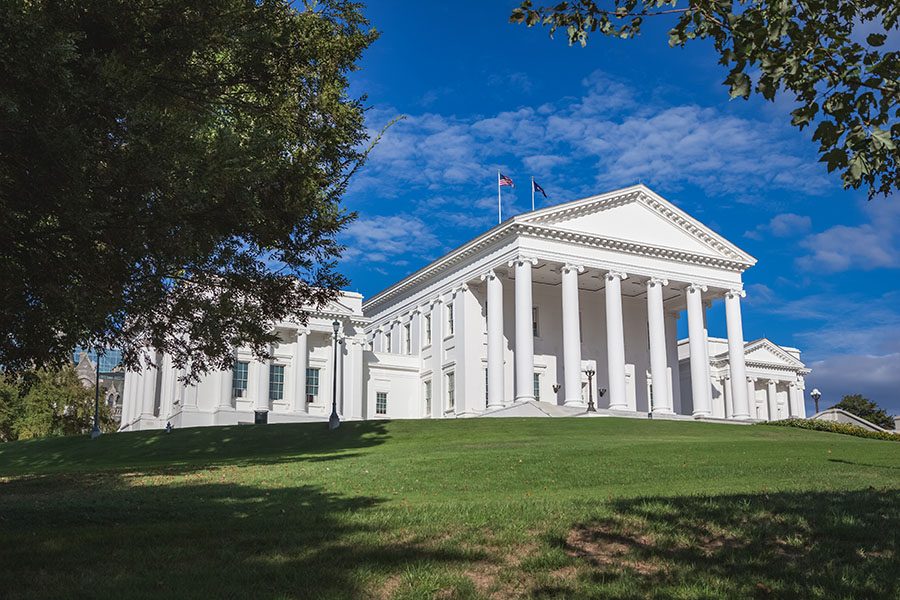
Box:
499;173;514;187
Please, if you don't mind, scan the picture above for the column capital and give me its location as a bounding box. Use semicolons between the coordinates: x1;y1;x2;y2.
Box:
647;277;669;288
480;269;501;282
686;283;708;293
561;263;585;274
508;256;538;268
724;288;746;299
747;376;757;383
605;271;627;282
451;283;469;297
296;327;309;337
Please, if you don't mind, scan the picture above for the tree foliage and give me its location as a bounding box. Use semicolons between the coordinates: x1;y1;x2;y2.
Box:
511;1;900;198
831;393;895;429
0;367;116;442
0;0;378;379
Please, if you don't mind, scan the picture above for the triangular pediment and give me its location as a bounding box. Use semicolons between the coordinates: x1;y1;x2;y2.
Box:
743;338;805;368
519;185;755;264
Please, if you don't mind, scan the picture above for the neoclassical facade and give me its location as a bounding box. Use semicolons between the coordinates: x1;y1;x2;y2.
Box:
121;184;809;431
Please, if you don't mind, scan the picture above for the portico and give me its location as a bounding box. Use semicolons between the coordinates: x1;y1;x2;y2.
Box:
363;184;762;419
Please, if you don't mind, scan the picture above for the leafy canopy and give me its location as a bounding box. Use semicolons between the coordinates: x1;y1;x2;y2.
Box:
511;1;900;198
0;0;378;378
0;367;116;442
831;394;895;429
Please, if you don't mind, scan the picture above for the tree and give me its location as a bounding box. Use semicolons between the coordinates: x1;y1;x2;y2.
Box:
0;367;116;441
0;1;379;379
831;394;895;429
511;1;900;198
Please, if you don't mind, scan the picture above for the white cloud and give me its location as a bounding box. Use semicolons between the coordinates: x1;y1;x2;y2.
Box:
805;353;900;413
796;198;900;272
744;213;812;240
341;215;443;265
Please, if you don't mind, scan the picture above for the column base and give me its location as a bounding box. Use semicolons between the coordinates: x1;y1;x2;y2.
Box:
514;395;535;403
691;410;711;418
486;402;505;410
652;408;675;415
564;399;587;408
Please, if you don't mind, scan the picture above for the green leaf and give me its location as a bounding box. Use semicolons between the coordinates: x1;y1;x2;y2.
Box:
867;33;887;46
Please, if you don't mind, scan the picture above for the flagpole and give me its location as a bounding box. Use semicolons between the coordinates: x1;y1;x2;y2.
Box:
531;176;534;212
497;170;501;224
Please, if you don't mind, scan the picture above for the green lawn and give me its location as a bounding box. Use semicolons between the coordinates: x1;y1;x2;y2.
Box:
1;418;898;599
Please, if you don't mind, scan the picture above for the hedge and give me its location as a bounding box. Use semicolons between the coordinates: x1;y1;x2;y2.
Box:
762;418;900;442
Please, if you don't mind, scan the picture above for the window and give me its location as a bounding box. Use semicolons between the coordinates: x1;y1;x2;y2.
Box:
305;368;320;403
404;323;411;354
532;307;539;337
376;391;388;415
485;368;489;406
269;364;285;401
424;313;432;346
385;331;392;353
533;373;540;400
447;303;455;335
232;361;249;397
424;380;432;416
447;372;455;409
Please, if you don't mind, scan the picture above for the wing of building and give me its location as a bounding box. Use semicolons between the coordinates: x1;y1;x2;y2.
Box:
121;184;809;431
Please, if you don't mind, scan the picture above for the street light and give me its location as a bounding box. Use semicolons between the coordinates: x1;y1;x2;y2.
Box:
329;320;341;430
583;368;596;412
91;349;103;439
811;388;821;414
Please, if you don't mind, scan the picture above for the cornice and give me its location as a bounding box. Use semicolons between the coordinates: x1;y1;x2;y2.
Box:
517;223;754;272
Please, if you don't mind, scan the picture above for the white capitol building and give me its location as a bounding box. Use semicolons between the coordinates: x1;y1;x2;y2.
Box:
121;184;809;431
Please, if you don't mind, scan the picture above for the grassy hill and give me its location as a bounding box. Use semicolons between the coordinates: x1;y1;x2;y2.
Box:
1;418;898;599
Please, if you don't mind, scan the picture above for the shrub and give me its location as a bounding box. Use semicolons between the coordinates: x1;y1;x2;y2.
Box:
763;418;900;442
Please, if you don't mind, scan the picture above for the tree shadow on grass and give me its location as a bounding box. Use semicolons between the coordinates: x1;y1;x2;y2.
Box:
0;471;480;600
536;489;900;599
0;420;390;477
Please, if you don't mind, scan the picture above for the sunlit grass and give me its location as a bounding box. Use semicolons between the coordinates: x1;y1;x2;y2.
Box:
1;418;899;599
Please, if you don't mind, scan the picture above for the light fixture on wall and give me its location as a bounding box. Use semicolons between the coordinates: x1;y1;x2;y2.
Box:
329;320;341;430
552;383;561;394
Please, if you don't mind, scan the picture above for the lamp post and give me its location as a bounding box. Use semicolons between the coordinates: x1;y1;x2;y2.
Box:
91;349;103;439
583;368;596;412
329;320;341;430
811;388;821;414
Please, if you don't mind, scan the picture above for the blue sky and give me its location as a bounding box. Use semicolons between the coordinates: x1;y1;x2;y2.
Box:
339;2;900;413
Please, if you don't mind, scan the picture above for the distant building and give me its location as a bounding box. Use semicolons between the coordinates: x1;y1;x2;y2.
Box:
73;350;125;423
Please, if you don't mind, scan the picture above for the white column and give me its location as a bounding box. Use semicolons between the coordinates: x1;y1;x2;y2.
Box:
293;330;308;412
605;272;628;410
725;289;751;419
685;284;712;416
256;349;271;413
646;277;672;414
797;381;807;418
561;264;585;407
766;379;778;421
350;340;363;419
141;354;157;418
788;383;800;418
482;270;505;408
218;362;233;409
722;376;733;418
746;377;757;419
511;257;537;402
